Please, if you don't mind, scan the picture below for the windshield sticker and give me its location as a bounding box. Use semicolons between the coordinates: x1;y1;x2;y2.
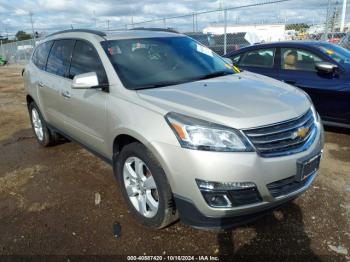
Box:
233;65;241;73
196;44;213;57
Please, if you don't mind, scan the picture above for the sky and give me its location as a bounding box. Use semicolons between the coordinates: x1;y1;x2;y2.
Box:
0;0;349;37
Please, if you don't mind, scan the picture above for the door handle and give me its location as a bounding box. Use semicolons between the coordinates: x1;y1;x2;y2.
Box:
38;81;44;88
61;90;71;99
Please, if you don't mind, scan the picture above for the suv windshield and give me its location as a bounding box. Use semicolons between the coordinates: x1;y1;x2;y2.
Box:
102;36;235;90
318;44;350;70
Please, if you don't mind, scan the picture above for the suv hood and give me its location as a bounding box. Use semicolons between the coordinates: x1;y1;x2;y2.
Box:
137;71;311;129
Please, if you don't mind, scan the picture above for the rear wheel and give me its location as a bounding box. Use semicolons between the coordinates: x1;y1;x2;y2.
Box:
116;142;178;228
29;102;60;147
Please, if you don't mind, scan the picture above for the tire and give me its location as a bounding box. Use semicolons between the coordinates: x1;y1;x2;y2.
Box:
28;102;60;147
116;142;178;229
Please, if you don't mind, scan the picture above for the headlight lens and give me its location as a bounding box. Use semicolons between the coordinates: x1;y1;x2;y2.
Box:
165;112;253;152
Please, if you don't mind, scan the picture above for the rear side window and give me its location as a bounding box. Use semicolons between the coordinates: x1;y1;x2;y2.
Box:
69;40;108;85
32;41;53;70
46;39;75;77
239;48;275;68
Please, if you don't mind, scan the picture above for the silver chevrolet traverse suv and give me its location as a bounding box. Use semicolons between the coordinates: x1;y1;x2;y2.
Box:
24;29;324;229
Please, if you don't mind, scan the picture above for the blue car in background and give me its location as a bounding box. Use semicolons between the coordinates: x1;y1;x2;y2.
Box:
224;41;350;128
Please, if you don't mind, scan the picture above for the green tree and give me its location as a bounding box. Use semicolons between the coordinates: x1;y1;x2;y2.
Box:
15;31;31;41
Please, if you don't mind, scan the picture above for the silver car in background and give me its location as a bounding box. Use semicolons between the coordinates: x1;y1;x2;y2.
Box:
23;29;324;229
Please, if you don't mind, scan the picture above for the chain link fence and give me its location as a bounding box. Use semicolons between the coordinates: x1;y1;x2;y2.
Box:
0;37;44;65
0;0;339;64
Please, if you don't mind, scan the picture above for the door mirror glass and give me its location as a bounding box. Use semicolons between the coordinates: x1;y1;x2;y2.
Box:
315;62;338;74
72;72;99;89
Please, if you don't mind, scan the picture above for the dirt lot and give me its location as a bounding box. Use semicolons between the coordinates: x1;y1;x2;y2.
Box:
0;65;349;260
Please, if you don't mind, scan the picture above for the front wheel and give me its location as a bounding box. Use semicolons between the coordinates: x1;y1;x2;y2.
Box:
29;102;60;147
116;142;178;228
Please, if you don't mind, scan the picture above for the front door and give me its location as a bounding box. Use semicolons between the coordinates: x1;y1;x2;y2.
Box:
60;40;109;156
278;47;350;124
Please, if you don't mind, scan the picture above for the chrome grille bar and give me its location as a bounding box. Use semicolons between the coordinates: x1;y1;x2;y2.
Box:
243;109;317;157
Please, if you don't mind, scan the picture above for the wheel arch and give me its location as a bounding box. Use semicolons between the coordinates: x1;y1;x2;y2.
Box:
26;94;35;109
111;130;175;190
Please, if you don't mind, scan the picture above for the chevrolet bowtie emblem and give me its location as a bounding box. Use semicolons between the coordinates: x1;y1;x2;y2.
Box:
292;127;309;139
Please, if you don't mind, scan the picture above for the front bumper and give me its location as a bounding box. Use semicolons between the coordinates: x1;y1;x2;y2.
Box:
148;122;324;229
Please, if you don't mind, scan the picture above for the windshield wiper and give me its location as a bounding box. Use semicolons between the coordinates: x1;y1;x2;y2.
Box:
135;80;187;90
135;71;234;90
197;71;233;80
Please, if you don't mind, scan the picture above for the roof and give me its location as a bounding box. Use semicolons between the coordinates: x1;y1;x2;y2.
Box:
253;40;333;47
105;30;183;40
224;40;335;56
45;28;183;41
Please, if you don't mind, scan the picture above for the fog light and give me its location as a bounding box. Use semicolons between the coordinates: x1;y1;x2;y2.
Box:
196;179;256;191
202;192;232;208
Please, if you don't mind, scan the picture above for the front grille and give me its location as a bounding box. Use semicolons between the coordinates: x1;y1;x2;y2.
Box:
243;109;316;157
267;174;314;198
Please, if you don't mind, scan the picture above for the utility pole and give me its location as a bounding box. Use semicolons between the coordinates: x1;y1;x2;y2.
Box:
192;12;195;32
224;9;227;55
29;12;35;46
107;20;110;30
93;10;97;28
340;0;347;32
325;0;331;35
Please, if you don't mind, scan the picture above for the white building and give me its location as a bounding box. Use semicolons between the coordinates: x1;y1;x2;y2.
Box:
203;24;286;42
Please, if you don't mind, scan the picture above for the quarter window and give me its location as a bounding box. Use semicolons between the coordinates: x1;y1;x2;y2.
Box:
69;40;108;85
32;41;53;70
281;48;324;72
239;48;275;68
46;40;75;77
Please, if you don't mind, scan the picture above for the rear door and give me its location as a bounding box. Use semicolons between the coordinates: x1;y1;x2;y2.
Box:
30;41;53;120
277;47;350;123
229;48;278;78
60;40;109;155
37;39;74;127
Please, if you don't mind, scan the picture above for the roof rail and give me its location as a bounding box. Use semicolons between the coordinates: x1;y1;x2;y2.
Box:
130;27;179;34
46;29;107;38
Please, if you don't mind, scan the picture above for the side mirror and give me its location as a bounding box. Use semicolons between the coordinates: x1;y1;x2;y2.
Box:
315;62;338;75
223;57;233;66
72;72;99;89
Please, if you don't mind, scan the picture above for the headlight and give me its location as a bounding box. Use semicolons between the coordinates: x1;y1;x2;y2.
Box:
165;112;253;152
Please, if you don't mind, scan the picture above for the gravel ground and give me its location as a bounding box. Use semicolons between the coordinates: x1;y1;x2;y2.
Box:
0;65;349;261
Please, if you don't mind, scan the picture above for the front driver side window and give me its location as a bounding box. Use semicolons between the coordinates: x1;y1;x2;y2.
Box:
69;40;108;85
281;48;324;72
